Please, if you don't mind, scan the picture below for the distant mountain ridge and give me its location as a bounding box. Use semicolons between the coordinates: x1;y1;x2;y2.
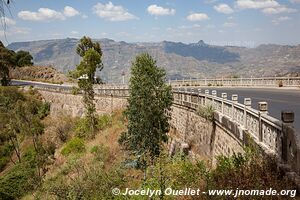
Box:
7;38;300;83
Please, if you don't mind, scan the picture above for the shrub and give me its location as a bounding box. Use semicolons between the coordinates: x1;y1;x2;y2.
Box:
207;150;296;194
53;115;75;142
0;156;10;172
197;105;215;121
75;115;112;138
37;162;125;200
74;117;93;138
71;86;80;95
0;147;39;199
0;163;36;199
97;114;112;130
0;143;12;171
38;101;51;119
90;144;110;163
61;137;86;156
207;83;212;86
278;80;283;87
142;153;207;197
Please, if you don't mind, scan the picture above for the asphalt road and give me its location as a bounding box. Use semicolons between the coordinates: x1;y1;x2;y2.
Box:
183;87;300;131
11;80;300;131
11;80;72;90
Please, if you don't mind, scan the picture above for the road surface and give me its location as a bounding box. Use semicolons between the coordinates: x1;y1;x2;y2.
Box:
180;87;300;131
11;80;300;131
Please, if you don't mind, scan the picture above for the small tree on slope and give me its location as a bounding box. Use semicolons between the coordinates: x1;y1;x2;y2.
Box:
73;36;103;137
119;53;173;174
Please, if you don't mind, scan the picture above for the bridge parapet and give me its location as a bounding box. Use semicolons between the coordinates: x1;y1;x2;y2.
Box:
172;88;300;182
170;77;300;87
33;85;130;97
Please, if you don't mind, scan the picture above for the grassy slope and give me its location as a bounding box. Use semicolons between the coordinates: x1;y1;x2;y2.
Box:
1;108;296;200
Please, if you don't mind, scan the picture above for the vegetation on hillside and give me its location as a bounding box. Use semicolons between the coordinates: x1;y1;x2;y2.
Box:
10;65;70;84
32;110;297;199
0;41;34;86
0;86;51;199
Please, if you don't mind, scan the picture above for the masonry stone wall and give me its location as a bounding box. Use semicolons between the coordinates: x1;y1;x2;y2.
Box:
39;90;127;117
169;104;244;165
39;89;247;165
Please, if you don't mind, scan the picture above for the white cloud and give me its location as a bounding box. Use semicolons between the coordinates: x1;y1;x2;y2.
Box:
272;16;291;24
235;0;279;9
262;7;296;14
12;27;31;35
71;30;79;34
235;0;297;15
147;5;175;16
0;17;16;25
178;24;201;29
93;2;138;21
223;22;237;27
214;4;234;14
63;6;80;17
205;0;219;4
187;13;209;21
18;6;83;21
0;26;31;37
18;8;66;21
82;14;88;19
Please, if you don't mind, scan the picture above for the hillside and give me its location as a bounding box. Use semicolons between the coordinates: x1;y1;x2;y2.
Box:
7;38;300;83
10;66;71;84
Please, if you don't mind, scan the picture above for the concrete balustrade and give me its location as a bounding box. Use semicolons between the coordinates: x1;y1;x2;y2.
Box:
170;76;300;87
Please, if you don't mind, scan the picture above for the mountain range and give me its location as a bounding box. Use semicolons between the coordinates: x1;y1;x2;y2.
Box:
7;38;300;83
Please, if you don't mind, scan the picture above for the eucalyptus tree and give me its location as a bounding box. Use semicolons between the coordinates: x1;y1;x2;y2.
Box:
73;36;103;137
119;53;173;172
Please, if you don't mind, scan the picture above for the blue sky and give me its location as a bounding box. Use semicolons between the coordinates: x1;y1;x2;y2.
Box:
1;0;300;46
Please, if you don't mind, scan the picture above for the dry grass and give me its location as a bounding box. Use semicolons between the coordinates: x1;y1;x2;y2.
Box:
10;65;74;84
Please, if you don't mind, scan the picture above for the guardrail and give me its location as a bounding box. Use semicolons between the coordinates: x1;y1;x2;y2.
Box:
34;85;130;97
172;88;300;180
172;88;284;155
170;77;300;87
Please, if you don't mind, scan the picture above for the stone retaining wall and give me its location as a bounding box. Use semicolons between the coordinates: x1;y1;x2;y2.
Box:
39;90;127;117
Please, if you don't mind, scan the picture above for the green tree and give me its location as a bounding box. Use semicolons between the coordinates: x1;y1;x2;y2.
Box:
0;41;15;86
14;50;33;67
119;53;173;172
0;87;25;163
73;36;103;137
0;87;49;171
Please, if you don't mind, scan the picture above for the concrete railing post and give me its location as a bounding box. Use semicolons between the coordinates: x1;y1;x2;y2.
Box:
198;89;202;105
212;90;217;109
221;93;227;114
231;94;238;120
258;101;268;142
281;111;295;163
205;90;209;106
243;98;251;128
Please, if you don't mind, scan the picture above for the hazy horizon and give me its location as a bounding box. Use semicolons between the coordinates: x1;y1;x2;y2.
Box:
4;36;300;49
